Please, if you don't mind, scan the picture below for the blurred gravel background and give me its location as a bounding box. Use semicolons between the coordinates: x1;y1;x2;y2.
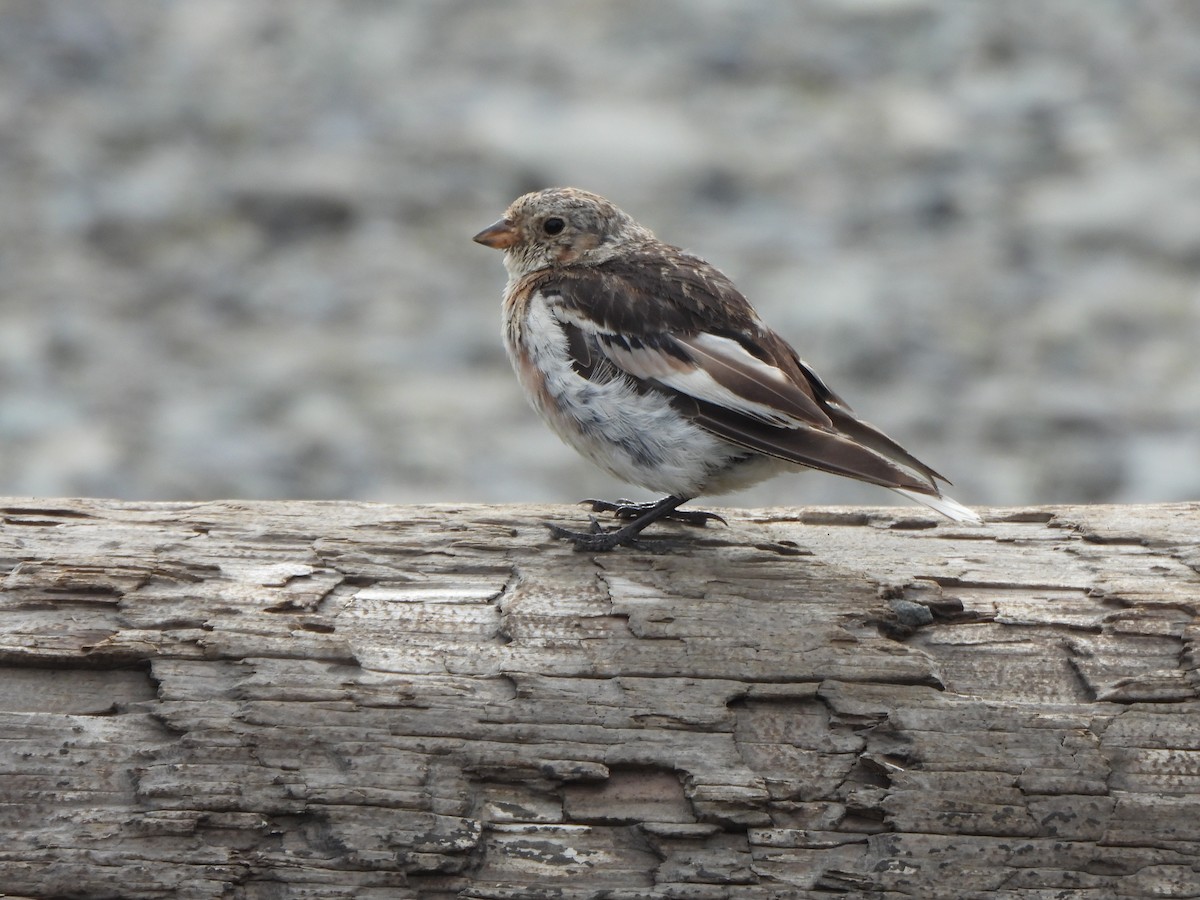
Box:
2;1;1198;510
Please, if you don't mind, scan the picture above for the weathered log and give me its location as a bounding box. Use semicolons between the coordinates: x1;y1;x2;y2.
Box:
0;498;1197;898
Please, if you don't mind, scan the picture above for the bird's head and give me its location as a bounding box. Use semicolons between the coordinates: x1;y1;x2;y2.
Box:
473;187;652;277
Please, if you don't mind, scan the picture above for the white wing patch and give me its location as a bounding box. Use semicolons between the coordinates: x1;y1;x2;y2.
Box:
652;367;801;427
558;308;829;429
683;333;791;385
672;333;823;426
598;339;684;380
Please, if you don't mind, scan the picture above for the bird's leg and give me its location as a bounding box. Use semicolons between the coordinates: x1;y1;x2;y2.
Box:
582;498;727;528
547;495;712;552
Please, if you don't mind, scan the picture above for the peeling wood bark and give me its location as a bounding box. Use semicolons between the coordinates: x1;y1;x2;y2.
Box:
0;499;1198;898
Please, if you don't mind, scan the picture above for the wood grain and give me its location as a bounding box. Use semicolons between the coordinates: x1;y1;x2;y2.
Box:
0;499;1197;897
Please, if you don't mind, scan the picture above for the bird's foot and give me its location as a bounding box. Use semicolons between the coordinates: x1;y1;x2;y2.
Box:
545;495;709;552
582;498;727;528
545;517;644;553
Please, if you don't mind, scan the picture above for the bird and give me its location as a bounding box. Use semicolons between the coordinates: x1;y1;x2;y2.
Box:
473;187;980;551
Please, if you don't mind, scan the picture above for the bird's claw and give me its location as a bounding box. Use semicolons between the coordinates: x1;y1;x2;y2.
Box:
667;508;728;528
544;521;632;552
580;498;727;528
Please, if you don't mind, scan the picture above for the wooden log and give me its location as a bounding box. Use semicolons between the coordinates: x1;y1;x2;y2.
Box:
0;498;1197;898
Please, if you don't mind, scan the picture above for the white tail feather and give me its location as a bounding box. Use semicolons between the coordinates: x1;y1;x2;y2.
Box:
893;489;983;524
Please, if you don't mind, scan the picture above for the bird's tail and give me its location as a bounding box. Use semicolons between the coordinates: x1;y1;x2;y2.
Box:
893;488;983;524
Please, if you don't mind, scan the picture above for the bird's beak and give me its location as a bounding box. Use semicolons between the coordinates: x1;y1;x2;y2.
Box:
473;218;518;250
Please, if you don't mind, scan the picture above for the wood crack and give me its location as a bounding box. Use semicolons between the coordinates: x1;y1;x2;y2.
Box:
0;499;1196;896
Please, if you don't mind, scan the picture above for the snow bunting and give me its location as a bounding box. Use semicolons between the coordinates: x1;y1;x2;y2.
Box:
475;187;980;551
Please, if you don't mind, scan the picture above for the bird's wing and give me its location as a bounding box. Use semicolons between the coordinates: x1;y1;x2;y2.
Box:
548;252;833;429
541;258;958;499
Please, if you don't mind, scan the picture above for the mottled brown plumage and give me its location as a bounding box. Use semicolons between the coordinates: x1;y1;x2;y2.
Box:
474;187;979;551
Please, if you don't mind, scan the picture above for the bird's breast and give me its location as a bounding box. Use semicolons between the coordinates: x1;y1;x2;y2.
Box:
502;286;760;496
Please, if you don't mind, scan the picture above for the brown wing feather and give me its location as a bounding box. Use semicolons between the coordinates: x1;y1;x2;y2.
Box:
553;247;761;335
675;334;833;429
791;357;952;485
676;396;940;496
539;247;949;497
545;252;834;429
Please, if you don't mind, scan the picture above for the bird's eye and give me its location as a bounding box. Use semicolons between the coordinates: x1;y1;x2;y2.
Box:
542;217;565;236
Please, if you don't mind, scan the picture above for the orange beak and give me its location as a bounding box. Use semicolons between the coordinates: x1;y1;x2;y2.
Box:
473;218;518;250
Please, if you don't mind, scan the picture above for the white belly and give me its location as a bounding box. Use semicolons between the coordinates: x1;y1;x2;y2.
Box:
508;294;778;497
